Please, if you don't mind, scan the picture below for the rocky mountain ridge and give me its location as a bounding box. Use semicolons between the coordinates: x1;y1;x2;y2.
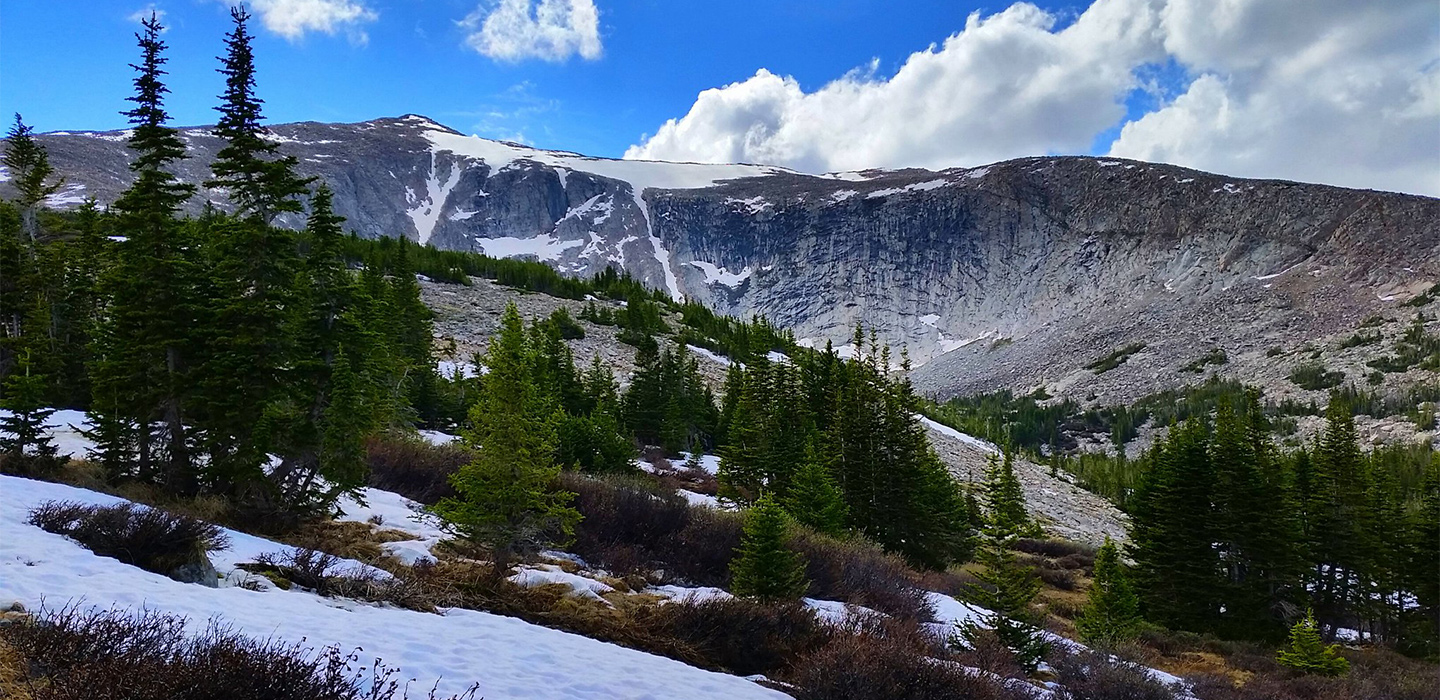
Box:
10;114;1438;404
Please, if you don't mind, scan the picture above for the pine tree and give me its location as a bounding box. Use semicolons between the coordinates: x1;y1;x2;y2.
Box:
1276;609;1350;676
1128;417;1221;633
783;436;848;536
1306;398;1372;638
1076;536;1142;646
0;351;59;473
316;352;369;500
204;6;310;223
982;449;1032;538
959;531;1049;673
91;12;199;491
2;114;64;247
433;303;579;577
730;493;809;600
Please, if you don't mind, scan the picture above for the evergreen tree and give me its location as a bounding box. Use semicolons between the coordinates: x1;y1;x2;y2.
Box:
1076;536;1142;646
2;114;64;246
1401;461;1440;657
783;437;848;536
1276;609;1350;676
730;493;809;600
0;351;59;473
204;6;310;223
982;449;1032;537
959;531;1049;673
90;12;199;492
1128;417;1220;632
433;303;580;577
1306;399;1373;638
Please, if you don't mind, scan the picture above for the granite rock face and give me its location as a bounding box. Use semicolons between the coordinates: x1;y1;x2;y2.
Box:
15;115;1438;401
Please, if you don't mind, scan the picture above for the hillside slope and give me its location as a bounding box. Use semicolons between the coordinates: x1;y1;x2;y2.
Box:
15;116;1438;403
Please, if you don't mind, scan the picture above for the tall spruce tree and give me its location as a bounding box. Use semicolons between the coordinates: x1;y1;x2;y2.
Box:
783;435;848;536
91;12;199;491
1306;398;1373;638
1129;417;1221;632
433;303;579;577
982;449;1032;538
204;6;310;223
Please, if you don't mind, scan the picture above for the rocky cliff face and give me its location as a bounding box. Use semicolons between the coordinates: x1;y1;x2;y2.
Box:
13;115;1439;402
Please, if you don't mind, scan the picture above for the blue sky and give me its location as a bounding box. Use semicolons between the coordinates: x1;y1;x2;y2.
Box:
1;1;1435;195
0;1;1079;157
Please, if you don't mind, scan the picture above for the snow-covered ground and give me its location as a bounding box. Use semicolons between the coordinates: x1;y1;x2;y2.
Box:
335;487;452;566
0;475;790;700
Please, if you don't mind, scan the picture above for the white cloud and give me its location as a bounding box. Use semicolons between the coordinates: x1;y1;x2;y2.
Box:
626;0;1440;197
1109;0;1440;196
246;0;378;42
461;0;602;63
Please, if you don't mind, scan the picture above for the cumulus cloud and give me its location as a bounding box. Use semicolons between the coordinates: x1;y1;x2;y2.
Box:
1109;0;1439;196
626;0;1439;196
246;0;378;42
461;0;602;63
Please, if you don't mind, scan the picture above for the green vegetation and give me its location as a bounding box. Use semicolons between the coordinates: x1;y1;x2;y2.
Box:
1367;313;1440;374
1084;342;1146;374
729;493;809;600
1277;609;1350;676
1400;283;1439;308
1289;361;1345;390
1180;347;1228;373
1075;536;1142;646
1338;330;1383;349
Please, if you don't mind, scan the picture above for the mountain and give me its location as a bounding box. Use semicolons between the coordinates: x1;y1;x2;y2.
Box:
11;115;1439;403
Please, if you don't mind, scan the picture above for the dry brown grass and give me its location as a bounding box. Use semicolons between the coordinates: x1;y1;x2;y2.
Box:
0;634;35;700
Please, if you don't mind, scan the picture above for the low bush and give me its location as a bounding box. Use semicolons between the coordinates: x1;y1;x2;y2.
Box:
1049;650;1177;700
1086;343;1146;374
1014;538;1096;561
0;606;477;699
27;501;229;582
789;530;933;620
642;598;831;676
1288;362;1345;391
783;618;1029;700
365;435;472;504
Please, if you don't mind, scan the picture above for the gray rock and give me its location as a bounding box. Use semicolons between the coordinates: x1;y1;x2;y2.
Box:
168;550;219;588
17;115;1438;408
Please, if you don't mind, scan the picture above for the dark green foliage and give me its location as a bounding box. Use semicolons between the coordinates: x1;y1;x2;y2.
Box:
1075;537;1141;646
981;450;1034;538
1366;313;1440;374
1085;342;1146;374
958;532;1048;673
730;493;809;600
546;307;585;339
1290;361;1345;390
1400;283;1438;308
1128;418;1221;632
432;303;580;576
0;351;59;473
1276;609;1350;676
783;439;849;537
3;113;64;247
1338;330;1383;349
622;339;715;453
1181;347;1228;373
204;7;311;224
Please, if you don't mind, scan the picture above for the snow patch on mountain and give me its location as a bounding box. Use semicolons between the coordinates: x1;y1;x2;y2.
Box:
408;153;463;244
476;234;584;261
687;260;753;287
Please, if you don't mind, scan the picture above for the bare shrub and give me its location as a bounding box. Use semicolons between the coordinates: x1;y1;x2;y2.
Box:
27;501;228;581
788;529;933;621
784;618;1030;700
0;606;477;699
365;435;472;504
641;598;830;676
1049;649;1178;700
